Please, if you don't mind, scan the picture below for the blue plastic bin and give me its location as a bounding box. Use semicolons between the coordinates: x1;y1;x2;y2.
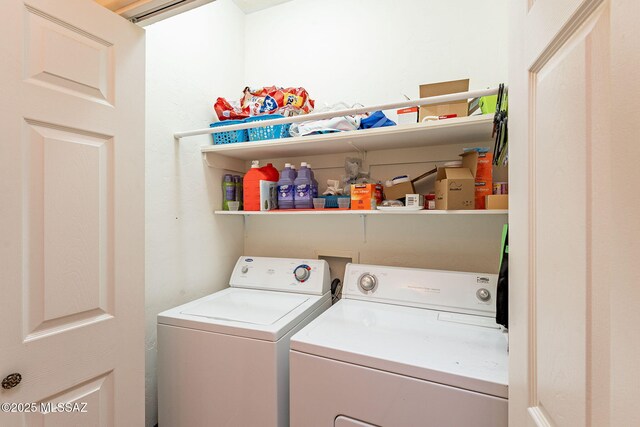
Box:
245;114;291;141
320;195;350;208
209;120;249;145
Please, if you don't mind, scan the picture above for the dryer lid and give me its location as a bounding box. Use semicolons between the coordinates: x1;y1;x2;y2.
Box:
181;289;310;325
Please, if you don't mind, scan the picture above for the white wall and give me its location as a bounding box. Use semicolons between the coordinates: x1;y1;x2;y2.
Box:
244;0;508;120
242;0;509;275
144;1;245;426
144;0;509;425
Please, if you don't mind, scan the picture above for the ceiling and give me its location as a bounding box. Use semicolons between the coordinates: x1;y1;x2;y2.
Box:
232;0;294;14
96;0;295;15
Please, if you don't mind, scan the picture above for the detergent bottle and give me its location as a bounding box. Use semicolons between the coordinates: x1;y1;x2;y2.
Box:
243;161;267;211
294;163;313;209
307;163;319;198
277;163;296;209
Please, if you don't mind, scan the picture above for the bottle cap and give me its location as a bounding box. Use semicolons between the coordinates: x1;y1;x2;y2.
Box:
285;163;292;168
300;162;308;167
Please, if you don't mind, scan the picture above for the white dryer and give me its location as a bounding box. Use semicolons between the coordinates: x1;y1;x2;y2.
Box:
290;263;508;427
158;256;331;427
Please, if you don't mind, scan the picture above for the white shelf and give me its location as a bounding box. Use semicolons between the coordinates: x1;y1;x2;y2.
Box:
215;209;508;216
201;114;494;162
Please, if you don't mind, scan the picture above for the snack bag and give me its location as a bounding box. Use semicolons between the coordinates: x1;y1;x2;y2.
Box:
214;86;315;121
214;97;249;120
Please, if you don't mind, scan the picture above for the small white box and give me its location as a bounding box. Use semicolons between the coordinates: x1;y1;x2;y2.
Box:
396;107;419;125
405;193;424;208
260;180;278;211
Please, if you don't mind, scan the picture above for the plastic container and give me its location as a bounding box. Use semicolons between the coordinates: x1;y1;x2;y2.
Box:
320;195;350;208
263;163;279;182
313;198;325;209
228;201;240;211
337;198;350;209
244;114;291;141
294;163;313;209
277;163;296;210
308;163;319;198
233;175;243;210
222;174;235;210
243;161;268;211
424;193;436;210
209;121;249;145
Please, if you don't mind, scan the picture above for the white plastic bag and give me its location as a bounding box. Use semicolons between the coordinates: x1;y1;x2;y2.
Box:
289;103;361;137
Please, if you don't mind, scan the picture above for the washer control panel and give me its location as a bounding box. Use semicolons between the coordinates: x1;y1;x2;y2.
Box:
293;264;312;283
231;257;330;296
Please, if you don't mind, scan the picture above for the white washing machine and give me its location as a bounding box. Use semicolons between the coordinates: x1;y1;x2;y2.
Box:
290;263;508;427
158;256;331;427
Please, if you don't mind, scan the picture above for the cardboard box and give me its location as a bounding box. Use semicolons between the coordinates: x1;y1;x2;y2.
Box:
486;194;508;210
397;107;419;125
383;181;415;201
419;79;469;122
351;184;376;210
465;149;493;209
260;180;278;211
435;151;478;210
405;194;424;208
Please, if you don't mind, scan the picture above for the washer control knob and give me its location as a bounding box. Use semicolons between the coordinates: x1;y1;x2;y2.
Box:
294;265;311;282
476;288;491;302
241;266;249;274
359;273;378;292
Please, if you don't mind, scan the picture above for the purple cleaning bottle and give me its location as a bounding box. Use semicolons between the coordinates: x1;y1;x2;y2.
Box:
277;163;296;209
294;162;313;209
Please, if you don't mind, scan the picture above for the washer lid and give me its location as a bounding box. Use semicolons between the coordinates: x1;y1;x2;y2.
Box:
158;288;328;341
182;289;309;325
290;299;508;398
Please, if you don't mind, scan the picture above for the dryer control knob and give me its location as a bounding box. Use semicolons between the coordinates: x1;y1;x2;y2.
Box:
294;265;311;282
476;288;491;302
358;273;378;292
241;266;249;274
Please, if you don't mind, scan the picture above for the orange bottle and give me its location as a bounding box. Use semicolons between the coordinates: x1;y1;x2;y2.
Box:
263;163;280;182
243;161;280;211
243;161;267;211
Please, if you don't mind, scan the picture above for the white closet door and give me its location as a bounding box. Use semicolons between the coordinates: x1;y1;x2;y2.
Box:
509;0;640;426
0;0;145;425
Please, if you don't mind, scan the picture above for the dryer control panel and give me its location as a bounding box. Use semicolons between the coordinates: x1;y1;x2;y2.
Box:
343;263;498;318
230;257;330;296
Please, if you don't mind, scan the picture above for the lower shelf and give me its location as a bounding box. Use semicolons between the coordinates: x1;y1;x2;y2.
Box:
214;209;508;216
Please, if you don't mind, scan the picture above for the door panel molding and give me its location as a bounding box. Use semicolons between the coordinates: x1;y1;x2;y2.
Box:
22;119;115;340
24;4;115;106
520;2;609;426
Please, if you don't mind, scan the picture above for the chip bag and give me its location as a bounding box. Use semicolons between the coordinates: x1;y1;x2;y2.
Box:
214;86;314;121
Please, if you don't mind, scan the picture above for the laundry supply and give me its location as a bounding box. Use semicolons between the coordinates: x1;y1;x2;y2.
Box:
260;181;278;211
294;163;313;209
222;174;235;210
308;163;319;198
243;161;279;211
263;163;279;182
277;163;296;209
233;175;243;210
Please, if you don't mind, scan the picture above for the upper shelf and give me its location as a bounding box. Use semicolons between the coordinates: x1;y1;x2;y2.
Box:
200;114;495;161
